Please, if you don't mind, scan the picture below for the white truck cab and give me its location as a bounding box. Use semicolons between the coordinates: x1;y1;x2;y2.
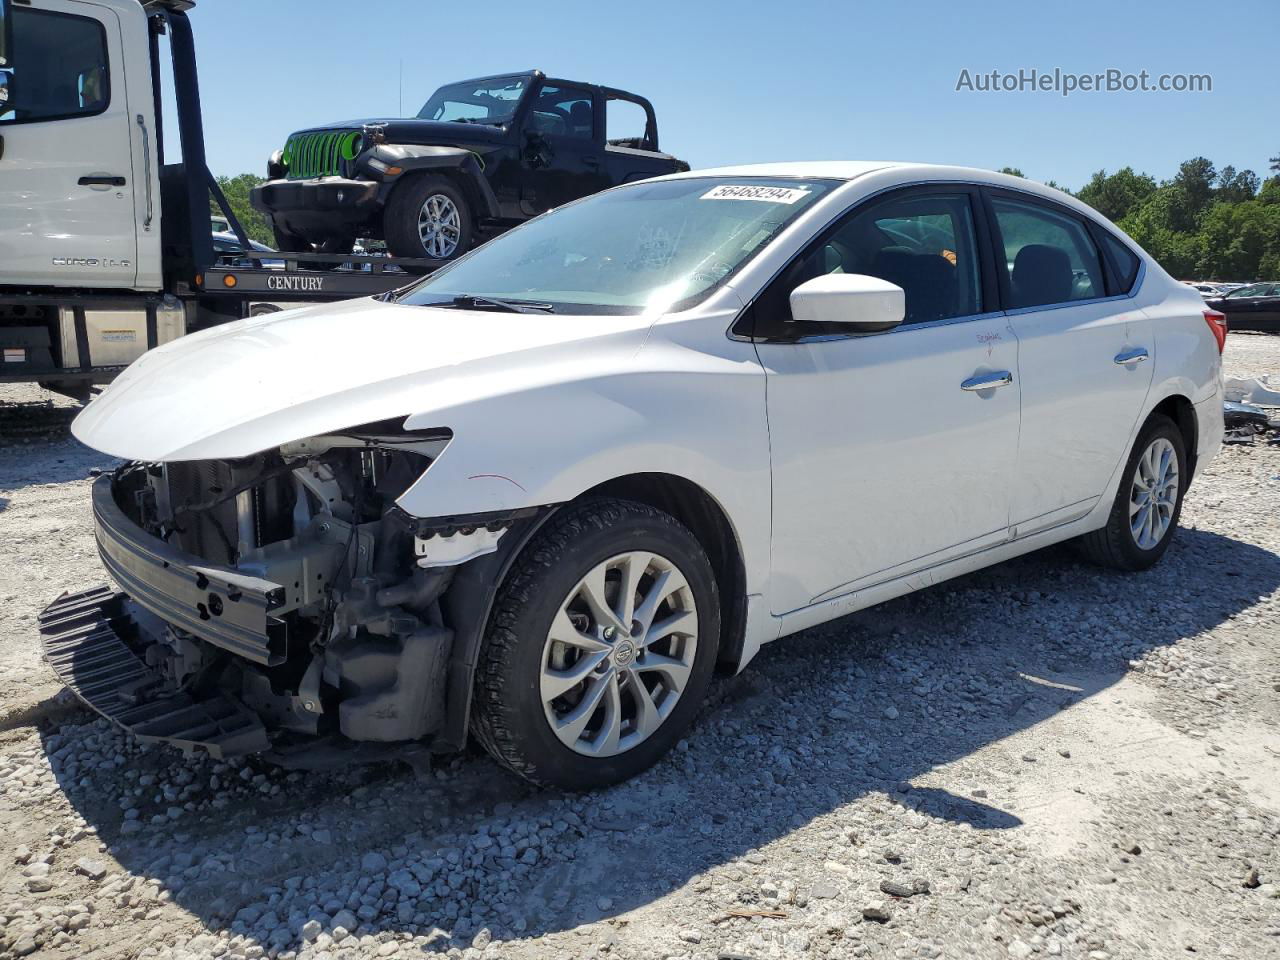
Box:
0;0;427;400
0;0;162;291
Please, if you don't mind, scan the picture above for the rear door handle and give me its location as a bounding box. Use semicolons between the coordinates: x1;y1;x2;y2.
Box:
78;175;127;187
1114;347;1149;365
961;371;1014;391
582;155;600;169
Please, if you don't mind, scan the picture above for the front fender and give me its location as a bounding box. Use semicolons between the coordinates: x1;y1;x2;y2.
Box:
394;345;771;597
359;145;500;218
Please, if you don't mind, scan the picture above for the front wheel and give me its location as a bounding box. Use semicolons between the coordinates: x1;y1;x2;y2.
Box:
383;175;473;262
1078;414;1187;571
472;498;720;790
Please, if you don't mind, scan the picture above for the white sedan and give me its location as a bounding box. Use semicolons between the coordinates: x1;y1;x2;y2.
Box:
51;162;1225;789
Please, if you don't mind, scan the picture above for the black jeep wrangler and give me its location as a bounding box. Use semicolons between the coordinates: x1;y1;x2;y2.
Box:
250;70;688;262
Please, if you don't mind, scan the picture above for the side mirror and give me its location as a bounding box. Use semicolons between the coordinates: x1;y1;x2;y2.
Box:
523;130;552;169
789;273;904;334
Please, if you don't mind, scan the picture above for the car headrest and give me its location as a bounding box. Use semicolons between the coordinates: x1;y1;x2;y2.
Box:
568;101;592;133
1011;244;1073;308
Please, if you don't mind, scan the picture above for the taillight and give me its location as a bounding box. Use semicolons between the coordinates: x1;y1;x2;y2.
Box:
1203;309;1227;353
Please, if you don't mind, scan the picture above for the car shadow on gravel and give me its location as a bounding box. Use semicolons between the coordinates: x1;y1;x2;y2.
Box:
40;525;1280;951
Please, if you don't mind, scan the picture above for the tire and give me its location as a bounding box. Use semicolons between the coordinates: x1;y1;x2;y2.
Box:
1077;414;1187;571
383;174;473;262
272;225;311;253
472;498;720;790
248;304;281;317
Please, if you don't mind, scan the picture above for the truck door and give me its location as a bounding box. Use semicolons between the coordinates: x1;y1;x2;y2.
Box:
0;0;138;288
518;83;610;214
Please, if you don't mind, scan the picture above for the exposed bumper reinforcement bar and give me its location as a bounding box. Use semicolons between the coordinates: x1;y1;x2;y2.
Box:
38;586;269;758
92;475;288;665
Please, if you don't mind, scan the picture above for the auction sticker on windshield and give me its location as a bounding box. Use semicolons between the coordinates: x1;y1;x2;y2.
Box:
701;184;812;204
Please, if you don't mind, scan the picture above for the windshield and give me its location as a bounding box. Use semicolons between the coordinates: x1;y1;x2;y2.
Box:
416;75;528;124
1226;284;1264;298
398;177;838;314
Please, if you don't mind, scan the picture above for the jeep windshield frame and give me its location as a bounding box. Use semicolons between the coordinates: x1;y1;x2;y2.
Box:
395;176;840;316
415;73;532;126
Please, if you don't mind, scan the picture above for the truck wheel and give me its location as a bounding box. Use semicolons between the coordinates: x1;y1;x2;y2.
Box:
472;498;719;790
1077;414;1187;571
272;226;311;253
384;175;473;262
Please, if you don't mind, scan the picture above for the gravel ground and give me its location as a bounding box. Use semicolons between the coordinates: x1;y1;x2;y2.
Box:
1;334;1278;960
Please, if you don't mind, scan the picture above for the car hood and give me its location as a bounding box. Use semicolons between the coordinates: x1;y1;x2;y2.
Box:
295;118;508;146
72;297;652;462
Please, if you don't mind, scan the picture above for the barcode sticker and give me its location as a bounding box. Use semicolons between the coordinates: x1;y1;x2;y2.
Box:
701;184;811;204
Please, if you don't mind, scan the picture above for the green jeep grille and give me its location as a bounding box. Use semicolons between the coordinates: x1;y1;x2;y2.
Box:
281;130;364;179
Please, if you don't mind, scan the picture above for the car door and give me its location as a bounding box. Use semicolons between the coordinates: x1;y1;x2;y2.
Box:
518;82;610;214
987;189;1154;534
0;0;137;287
754;185;1021;616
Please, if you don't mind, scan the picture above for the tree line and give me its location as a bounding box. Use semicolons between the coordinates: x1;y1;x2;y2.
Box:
1001;155;1280;281
216;154;1280;281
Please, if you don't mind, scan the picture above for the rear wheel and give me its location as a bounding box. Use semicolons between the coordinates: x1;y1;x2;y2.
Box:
1078;414;1187;571
472;498;719;790
272;225;310;253
383;175;473;262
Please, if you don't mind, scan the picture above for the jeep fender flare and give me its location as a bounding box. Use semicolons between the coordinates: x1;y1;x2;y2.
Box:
359;145;500;219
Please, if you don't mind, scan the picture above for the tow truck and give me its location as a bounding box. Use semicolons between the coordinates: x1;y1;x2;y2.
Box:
0;0;441;400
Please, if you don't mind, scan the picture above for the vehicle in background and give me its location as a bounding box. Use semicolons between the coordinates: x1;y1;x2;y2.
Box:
48;163;1224;789
1206;282;1280;332
1184;281;1226;298
250;71;688;262
212;231;284;269
0;0;451;401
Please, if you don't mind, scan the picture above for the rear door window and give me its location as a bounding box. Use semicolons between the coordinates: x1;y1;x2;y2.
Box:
1095;228;1141;294
990;195;1106;308
0;7;109;125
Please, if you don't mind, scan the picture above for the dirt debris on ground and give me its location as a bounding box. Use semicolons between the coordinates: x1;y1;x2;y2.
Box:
1;336;1278;960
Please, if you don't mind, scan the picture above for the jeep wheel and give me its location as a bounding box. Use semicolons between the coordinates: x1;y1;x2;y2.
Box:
472;498;719;790
384;175;473;262
272;226;310;253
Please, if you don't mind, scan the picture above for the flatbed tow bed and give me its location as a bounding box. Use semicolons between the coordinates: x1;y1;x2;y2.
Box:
197;251;444;302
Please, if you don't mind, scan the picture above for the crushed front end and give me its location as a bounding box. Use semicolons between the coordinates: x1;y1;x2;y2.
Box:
39;426;510;760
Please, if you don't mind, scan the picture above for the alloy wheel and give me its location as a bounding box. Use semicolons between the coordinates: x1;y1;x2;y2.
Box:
539;551;698;758
1129;436;1179;550
417;193;462;258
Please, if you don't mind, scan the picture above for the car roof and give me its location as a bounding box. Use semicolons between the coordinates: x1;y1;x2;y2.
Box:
653;161;1112;225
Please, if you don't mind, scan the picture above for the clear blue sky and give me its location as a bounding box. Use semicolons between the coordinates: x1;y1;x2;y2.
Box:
185;0;1279;191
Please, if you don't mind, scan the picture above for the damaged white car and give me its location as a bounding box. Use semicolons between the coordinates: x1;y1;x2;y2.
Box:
43;162;1225;789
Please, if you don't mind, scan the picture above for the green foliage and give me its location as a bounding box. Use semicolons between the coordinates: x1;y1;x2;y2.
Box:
210;173;273;246
1076;167;1157;222
1074;155;1280;281
998;167;1025;178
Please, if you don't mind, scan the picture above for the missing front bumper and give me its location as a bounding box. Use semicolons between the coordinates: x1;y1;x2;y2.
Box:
38;586;269;758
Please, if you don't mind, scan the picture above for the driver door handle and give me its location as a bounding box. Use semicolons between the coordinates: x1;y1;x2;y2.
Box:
78;175;127;187
961;371;1014;391
1114;347;1148;365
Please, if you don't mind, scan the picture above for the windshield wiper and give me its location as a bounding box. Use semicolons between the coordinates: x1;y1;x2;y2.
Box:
430;295;555;314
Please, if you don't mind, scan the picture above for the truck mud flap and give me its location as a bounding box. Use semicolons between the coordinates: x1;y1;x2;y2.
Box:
38;586;269;758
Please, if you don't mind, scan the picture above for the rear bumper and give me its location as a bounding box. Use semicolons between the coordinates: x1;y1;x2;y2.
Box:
1194;390;1225;468
91;475;289;665
250;177;381;239
39;586;269;758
